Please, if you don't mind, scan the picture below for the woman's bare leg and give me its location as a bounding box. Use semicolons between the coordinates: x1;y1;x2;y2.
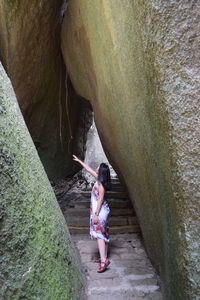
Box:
105;242;108;258
97;238;106;265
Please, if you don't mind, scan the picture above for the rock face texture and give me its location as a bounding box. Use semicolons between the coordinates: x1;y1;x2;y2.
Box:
82;116;116;183
0;62;85;299
0;0;92;180
61;1;200;299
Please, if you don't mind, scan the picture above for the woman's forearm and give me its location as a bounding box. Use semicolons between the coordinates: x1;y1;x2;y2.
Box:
78;160;90;170
79;160;96;174
75;159;97;178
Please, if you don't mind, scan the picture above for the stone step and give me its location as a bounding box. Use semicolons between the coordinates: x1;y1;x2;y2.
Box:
63;207;136;217
110;181;123;186
68;225;141;235
81;191;128;199
110;185;125;192
111;177;120;183
69;199;132;209
66;216;138;227
111;225;141;234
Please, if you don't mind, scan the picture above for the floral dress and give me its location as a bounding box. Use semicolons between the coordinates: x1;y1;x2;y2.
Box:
90;181;110;243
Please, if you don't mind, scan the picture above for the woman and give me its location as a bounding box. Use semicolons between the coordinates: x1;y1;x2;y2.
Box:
73;154;111;273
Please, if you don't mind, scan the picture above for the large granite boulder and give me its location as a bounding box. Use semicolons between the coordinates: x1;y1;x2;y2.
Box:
0;62;85;299
0;0;92;181
61;1;200;299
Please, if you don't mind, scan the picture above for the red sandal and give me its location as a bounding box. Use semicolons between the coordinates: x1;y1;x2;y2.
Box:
97;259;110;273
105;259;110;267
94;258;110;265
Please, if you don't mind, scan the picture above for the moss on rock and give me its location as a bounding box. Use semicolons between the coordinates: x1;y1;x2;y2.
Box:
0;62;85;299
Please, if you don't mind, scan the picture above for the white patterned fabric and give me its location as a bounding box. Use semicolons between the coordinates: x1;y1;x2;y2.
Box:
90;181;110;243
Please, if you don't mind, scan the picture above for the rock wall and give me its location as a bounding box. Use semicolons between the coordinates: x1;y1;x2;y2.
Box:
61;1;200;299
0;62;85;299
82;115;116;183
0;0;92;181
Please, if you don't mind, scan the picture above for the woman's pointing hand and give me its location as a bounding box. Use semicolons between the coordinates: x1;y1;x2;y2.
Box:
73;154;80;162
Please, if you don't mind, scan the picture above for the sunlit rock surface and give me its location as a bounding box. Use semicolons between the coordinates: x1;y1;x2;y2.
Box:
0;62;85;299
82;115;116;183
0;0;92;180
61;1;200;298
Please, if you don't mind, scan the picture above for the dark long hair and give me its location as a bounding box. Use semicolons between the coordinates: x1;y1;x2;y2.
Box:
97;163;111;191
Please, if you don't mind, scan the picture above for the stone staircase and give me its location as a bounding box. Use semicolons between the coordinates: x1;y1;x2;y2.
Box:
64;177;140;235
61;178;162;299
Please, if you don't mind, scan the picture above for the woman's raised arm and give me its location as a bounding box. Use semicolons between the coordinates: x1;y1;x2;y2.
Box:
72;155;98;178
